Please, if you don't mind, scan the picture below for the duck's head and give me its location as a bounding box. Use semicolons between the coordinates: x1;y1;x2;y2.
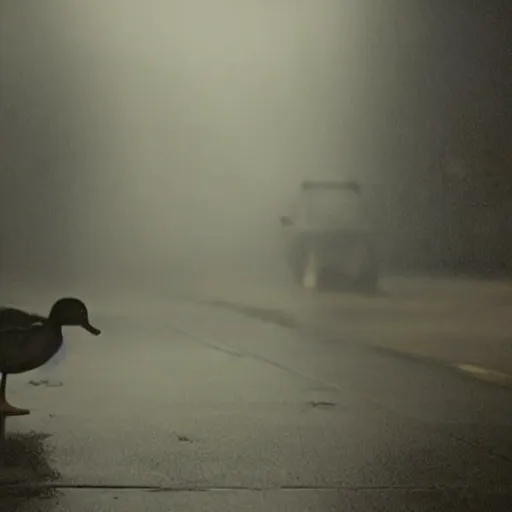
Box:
49;298;101;335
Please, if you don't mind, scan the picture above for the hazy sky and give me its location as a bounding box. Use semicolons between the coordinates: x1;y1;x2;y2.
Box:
1;2;510;288
1;1;359;287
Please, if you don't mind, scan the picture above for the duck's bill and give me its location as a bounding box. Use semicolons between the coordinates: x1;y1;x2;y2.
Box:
82;322;101;336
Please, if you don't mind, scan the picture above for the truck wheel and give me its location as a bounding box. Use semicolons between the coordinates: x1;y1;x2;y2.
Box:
302;247;320;290
291;240;321;290
355;246;379;295
291;258;304;284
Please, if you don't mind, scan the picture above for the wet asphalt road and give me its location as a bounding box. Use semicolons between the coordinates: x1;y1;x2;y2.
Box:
2;298;512;511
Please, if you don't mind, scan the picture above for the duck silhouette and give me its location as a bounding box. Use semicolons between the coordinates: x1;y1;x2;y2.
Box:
0;297;101;416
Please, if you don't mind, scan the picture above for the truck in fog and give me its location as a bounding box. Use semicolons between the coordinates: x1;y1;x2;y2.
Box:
279;179;378;293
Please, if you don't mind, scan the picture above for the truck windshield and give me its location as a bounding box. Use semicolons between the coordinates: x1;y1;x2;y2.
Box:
304;188;361;225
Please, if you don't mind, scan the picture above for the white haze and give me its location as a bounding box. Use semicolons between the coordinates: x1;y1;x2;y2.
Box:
0;1;365;294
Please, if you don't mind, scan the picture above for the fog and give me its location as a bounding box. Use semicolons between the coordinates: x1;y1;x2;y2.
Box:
0;1;367;293
1;2;511;296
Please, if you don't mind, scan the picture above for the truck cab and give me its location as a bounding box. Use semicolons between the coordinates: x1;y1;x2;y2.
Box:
280;179;378;292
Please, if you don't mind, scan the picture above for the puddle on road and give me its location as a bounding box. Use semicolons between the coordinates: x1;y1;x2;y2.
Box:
28;380;64;388
175;434;194;443
308;401;337;409
0;430;60;509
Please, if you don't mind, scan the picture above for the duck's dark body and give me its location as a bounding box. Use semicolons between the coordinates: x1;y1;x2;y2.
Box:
0;308;63;374
0;308;46;329
0;298;100;416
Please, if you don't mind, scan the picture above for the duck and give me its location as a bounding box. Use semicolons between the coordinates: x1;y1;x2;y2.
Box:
0;297;101;416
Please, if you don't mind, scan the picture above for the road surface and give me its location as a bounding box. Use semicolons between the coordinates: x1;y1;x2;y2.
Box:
1;281;512;510
185;274;512;377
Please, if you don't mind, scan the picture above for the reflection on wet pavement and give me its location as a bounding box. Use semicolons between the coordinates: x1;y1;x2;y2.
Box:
0;430;60;510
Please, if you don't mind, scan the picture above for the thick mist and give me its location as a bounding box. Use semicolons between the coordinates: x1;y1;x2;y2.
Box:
3;2;510;296
0;1;363;293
